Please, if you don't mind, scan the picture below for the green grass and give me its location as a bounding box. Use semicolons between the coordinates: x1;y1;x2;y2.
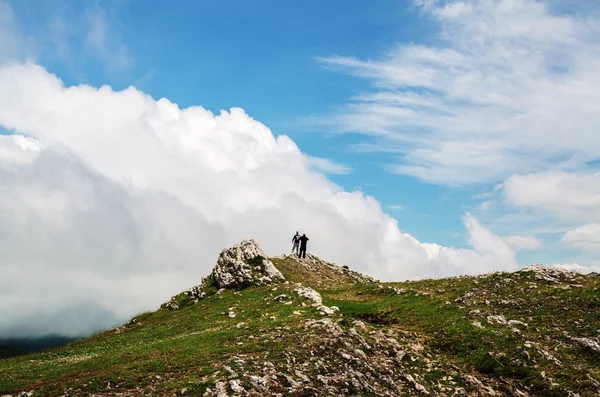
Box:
1;257;599;396
0;286;308;395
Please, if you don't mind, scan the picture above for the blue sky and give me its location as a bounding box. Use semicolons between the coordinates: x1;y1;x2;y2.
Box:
7;0;473;245
4;0;600;267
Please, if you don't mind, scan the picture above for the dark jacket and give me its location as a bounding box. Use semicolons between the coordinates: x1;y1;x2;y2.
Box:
299;235;309;248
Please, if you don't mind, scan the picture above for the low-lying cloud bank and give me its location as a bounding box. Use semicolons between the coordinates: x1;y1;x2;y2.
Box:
0;63;522;337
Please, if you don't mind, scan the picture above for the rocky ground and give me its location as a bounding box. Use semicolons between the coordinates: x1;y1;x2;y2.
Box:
1;240;599;396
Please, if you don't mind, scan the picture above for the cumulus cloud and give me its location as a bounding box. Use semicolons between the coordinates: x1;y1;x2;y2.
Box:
317;0;600;185
0;63;520;337
550;263;599;274
561;224;600;252
503;172;600;221
503;235;543;251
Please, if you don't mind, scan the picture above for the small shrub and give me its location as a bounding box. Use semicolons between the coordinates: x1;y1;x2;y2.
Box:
475;351;502;375
245;255;265;267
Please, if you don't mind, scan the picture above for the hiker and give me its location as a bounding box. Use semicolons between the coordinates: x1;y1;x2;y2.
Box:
291;231;300;256
298;233;309;259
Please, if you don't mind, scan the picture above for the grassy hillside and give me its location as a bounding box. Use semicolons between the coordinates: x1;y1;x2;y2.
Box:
1;255;599;396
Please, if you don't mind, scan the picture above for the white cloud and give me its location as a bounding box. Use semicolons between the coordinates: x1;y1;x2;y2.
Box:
305;156;353;175
561;224;600;252
83;7;132;71
0;0;31;63
503;171;600;222
317;0;600;185
476;200;493;211
491;170;600;265
550;263;598;274
0;63;519;337
316;0;600;268
0;0;131;74
387;204;405;211
503;235;543;250
472;191;492;199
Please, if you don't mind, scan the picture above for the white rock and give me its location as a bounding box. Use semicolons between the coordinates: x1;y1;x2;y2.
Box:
317;305;340;315
487;315;509;326
508;320;529;328
353;320;367;329
247;375;268;388
229;379;244;393
354;349;368;359
294;286;323;305
210;239;285;289
568;335;600;354
273;294;288;301
214;381;228;397
164;299;179;311
294;370;311;383
404;374;428;393
520;264;578;283
537;348;562;367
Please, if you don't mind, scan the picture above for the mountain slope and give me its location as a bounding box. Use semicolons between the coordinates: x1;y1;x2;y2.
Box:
1;242;600;396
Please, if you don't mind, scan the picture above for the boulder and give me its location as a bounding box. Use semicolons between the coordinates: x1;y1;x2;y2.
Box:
294;286;323;306
211;239;285;289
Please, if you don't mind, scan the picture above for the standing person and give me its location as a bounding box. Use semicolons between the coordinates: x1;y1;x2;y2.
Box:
299;233;309;259
291;231;300;256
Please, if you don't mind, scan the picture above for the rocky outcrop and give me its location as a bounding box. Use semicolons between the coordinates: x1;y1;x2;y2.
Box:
163;240;285;310
210;239;285;289
519;264;580;283
566;334;600;355
200;317;505;396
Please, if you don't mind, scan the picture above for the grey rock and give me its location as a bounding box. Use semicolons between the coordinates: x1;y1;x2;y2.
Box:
568;335;600;355
211;239;284;289
229;379;244;393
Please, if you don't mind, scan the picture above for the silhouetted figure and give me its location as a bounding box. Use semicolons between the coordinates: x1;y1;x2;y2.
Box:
298;234;309;259
291;231;300;256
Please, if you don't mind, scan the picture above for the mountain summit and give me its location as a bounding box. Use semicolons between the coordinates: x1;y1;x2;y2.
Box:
1;240;599;396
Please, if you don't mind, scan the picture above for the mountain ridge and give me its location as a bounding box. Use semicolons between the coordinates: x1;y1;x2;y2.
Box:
1;240;599;396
